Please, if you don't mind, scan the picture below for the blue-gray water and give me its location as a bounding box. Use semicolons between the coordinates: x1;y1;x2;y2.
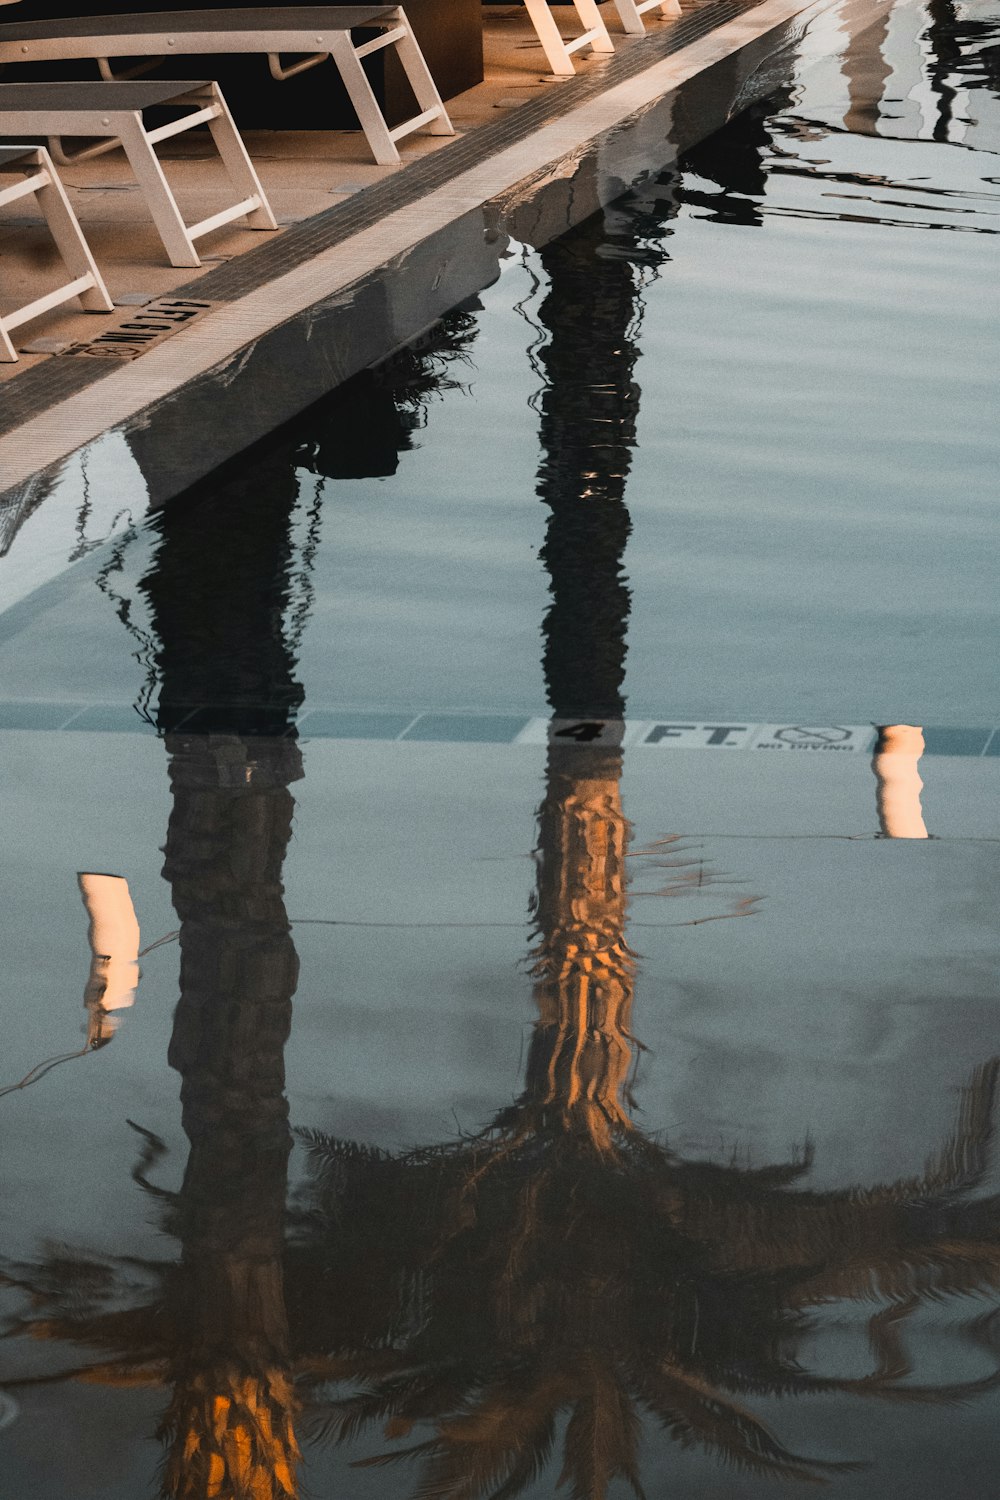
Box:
1;1;1000;1496
2;0;998;726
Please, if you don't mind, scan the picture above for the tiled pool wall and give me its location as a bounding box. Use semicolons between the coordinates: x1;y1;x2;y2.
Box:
0;700;997;756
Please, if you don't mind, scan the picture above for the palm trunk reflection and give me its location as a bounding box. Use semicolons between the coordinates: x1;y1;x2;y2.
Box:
157;732;302;1500
513;206;643;1156
139;314;476;1491
0;314;481;1498
522;745;635;1153
142;446;306;1500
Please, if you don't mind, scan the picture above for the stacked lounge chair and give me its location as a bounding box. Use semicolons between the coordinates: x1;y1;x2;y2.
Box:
517;0;680;77
0;7;455;165
0;79;277;268
0;0;685;357
0;5;455;354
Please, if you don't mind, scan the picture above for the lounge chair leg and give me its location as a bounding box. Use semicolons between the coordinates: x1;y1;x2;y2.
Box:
387;11;454;136
572;0;615;51
521;0;578;75
0;321;18;362
612;0;681;30
96;54;165;81
611;0;647;34
47;133;121;167
115;114;201;267
327;33;400;166
33;165;114;311
203;84;278;230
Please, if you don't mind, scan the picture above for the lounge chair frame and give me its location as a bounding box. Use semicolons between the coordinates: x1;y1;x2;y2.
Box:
0;7;454;167
0;142;113;360
0;80;277;267
520;0;614;77
520;0;681;76
614;0;682;35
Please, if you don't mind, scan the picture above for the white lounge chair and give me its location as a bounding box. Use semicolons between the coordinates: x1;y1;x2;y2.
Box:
0;142;114;360
521;0;682;77
0;79;277;267
0;7;454;166
520;0;615;77
613;0;681;37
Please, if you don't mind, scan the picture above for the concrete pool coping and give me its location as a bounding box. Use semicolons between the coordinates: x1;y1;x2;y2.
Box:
0;0;857;518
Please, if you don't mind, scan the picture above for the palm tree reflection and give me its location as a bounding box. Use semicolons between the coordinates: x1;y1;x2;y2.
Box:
678;91;795;226
287;199;1000;1495
524;202;645;1155
155;739;302;1500
142;443;307;1499
135;317;477;1496
1;441;307;1497
0;308;484;1497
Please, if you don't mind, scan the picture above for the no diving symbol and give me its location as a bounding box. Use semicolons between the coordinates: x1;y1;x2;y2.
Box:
774;726;853;746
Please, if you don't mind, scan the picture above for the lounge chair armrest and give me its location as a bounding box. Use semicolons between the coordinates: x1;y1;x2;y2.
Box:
267;50;329;81
48;132;121;165
97;55;166;83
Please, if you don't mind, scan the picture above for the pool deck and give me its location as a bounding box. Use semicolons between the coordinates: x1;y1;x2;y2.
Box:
0;0;845;516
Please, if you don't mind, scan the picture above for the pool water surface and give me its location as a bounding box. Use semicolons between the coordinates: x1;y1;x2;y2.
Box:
1;0;999;1495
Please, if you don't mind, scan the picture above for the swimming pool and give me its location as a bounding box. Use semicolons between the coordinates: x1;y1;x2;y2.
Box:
1;0;999;1495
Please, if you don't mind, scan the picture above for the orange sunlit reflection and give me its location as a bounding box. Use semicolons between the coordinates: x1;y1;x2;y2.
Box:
872;725;928;839
78;872;141;1046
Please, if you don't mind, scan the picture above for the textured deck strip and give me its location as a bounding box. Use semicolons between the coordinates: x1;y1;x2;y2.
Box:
0;0;750;439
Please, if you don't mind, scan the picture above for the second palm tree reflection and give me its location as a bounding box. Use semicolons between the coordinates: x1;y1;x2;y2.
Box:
287;194;1000;1496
